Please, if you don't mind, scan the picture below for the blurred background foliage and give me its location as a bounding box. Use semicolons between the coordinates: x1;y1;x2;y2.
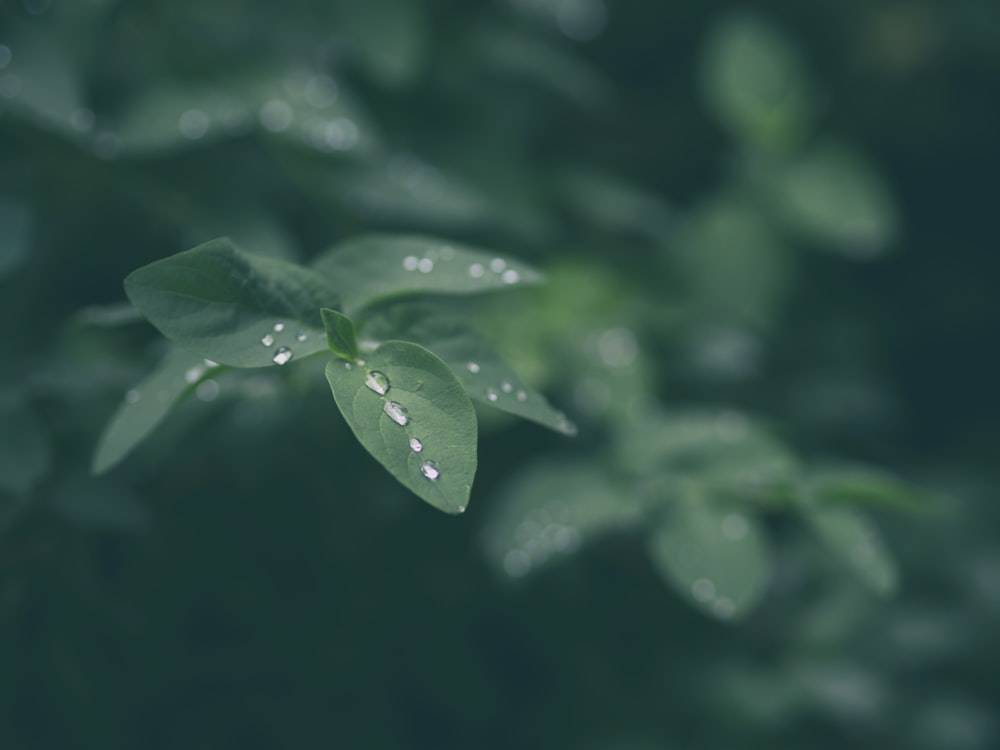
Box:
1;0;999;747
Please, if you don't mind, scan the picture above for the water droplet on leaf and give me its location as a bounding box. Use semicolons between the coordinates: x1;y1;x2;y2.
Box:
272;347;293;365
296;332;308;342
383;401;409;425
261;333;275;347
417;258;434;273
468;263;484;278
273;323;285;333
365;370;390;395
420;460;440;480
502;269;520;284
184;366;204;384
486;388;499;402
501;381;513;393
125;389;140;404
403;255;418;271
490;257;506;273
409;437;423;453
467;362;480;373
516;389;528;402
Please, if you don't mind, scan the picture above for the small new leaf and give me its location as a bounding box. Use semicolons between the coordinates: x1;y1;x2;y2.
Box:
321;308;361;362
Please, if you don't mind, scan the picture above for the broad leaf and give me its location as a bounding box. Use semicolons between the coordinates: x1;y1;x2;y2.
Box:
363;305;576;435
802;504;898;596
125;238;337;367
312;234;545;313
646;492;772;621
92;347;222;474
324;341;477;514
804;466;928;512
481;460;643;578
321;308;360;362
0;390;50;495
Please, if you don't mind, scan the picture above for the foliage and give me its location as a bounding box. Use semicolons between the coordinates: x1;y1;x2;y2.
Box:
2;0;998;748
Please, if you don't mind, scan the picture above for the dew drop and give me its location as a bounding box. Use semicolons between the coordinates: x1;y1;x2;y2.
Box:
383;401;409;426
490;257;506;273
296;332;308;342
272;347;293;365
204;359;220;368
691;578;716;603
402;255;418;271
124;389;140;404
344;362;353;370
501;381;513;393
456;505;466;514
419;460;440;480
365;370;390;395
184;366;204;384
486;388;499;402
196;379;220;402
516;389;528;402
467;362;481;374
417;258;434;273
409;437;423;453
259;99;293;132
721;513;749;541
178;109;210;140
261;333;275;347
468;263;485;278
501;269;520;284
273;323;285;333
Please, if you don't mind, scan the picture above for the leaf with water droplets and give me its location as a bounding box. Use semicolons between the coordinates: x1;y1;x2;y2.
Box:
646;492;772;621
92;347;219;474
362;305;575;435
0;389;50;495
481;460;643;579
311;234;545;313
324;340;477;514
321;307;360;361
124;238;337;367
801;503;898;596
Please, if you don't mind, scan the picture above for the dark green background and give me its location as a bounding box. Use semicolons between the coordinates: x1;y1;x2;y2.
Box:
1;0;998;748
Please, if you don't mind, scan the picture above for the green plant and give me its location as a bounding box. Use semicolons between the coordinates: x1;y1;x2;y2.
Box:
94;234;575;514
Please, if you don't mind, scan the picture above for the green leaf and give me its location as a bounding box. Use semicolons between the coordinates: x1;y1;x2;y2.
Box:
92;347;221;475
0;390;51;495
646;492;772;621
321;308;360;362
324;341;477;514
804;466;928;512
618;411;799;498
312;234;545;313
481;460;643;578
802;504;898;596
124;237;337;367
362;305;576;435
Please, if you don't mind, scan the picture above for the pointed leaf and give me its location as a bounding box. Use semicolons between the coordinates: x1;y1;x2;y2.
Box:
321;308;360;361
312;234;544;313
802;504;898;596
324;341;477;514
482;460;643;578
124;238;337;367
93;347;221;474
646;493;771;621
364;305;575;435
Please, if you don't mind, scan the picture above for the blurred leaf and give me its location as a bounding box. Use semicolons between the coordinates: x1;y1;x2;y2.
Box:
672;195;791;325
321;307;360;362
646;491;772;620
330;155;494;229
92;346;219;475
482;460;643;578
336;0;428;87
802;504;899;595
124;238;337;367
113;68;379;157
0;389;50;495
0;20;82;131
804;466;929;512
618;411;799;500
774;142;899;258
0;199;31;280
700;13;812;148
312;234;544;314
363;305;576;435
325;341;477;514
